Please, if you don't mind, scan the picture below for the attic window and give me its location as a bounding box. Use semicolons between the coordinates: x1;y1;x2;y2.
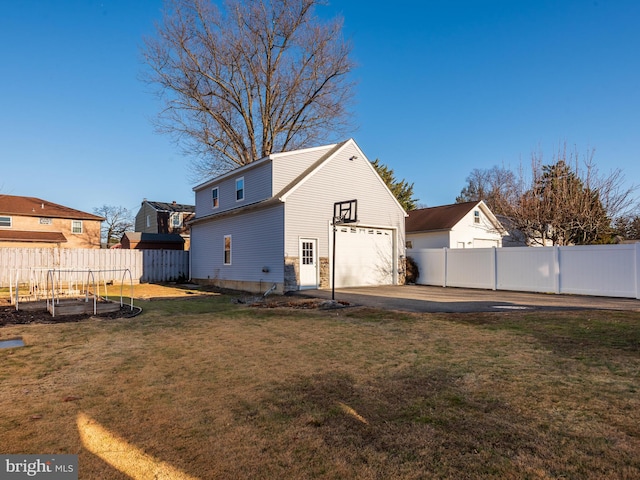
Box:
171;213;182;228
474;210;480;224
0;216;11;228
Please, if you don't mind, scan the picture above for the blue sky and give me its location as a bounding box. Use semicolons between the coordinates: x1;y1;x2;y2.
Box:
1;0;638;216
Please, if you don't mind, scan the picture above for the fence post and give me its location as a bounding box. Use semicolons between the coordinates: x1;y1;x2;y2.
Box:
492;247;497;290
553;246;561;294
443;247;448;288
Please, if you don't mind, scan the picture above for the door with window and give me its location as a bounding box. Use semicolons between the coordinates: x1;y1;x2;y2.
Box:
299;238;318;289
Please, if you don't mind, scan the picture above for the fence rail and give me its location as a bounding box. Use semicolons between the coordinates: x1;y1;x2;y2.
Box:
408;243;640;299
0;248;189;287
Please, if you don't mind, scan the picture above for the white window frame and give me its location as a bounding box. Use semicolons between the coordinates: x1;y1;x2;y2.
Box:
0;216;12;228
71;220;83;234
171;212;182;228
212;187;219;208
235;177;244;202
224;235;232;265
474;210;480;224
146;215;151;228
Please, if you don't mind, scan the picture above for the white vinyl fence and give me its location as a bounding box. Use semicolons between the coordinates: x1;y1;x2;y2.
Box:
0;248;189;287
408;243;640;299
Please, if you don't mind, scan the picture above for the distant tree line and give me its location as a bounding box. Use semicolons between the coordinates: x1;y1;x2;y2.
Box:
456;145;639;246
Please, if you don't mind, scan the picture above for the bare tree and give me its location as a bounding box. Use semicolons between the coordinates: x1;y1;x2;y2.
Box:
143;0;355;179
501;146;637;245
94;205;134;248
457;145;638;246
456;165;519;213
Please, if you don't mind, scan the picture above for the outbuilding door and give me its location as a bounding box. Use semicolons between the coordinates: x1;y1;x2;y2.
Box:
334;226;394;288
299;238;318;289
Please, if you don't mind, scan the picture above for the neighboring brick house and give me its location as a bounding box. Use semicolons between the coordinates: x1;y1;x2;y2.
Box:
0;195;104;248
134;200;195;250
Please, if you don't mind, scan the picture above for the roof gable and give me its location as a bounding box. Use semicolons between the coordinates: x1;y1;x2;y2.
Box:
0;195;104;221
191;138;407;225
277;139;407;215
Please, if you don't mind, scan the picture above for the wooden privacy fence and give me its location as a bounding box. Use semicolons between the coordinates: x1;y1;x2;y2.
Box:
0;248;190;287
407;243;640;299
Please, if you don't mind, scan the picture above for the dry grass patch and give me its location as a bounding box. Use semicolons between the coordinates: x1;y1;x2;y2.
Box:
0;295;638;479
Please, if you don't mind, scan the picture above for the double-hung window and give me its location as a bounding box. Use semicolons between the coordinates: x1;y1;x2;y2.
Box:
72;220;83;234
212;187;219;208
224;235;232;265
235;177;244;201
474;210;480;224
0;216;11;228
171;213;182;229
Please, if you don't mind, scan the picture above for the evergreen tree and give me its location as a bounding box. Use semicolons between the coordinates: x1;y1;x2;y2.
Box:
371;159;418;211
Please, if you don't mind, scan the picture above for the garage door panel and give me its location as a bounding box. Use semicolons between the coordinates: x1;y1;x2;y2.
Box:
335;227;393;288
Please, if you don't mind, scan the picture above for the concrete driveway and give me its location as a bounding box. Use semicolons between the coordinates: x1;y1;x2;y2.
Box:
297;285;640;313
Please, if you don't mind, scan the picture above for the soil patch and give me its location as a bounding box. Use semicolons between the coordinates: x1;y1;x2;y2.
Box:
0;305;137;327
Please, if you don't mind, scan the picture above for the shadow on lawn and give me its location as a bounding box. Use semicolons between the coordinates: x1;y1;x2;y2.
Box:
232;365;633;479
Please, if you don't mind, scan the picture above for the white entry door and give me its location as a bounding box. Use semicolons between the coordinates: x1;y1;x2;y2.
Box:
299;238;318;289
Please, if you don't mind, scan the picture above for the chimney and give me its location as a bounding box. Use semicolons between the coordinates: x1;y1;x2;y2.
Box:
172;200;177;206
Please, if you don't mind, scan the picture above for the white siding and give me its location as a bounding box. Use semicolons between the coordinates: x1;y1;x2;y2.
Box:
271;144;336;193
194;162;273;218
191;204;285;284
450;208;503;248
407;231;450;249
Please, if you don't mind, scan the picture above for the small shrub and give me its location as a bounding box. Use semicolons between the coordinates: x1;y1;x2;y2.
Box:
406;256;419;284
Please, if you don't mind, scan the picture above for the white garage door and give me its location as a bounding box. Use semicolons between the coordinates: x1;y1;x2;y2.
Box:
334;226;394;288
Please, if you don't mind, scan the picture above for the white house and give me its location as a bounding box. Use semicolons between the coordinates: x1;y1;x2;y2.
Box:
406;201;506;249
189;139;407;293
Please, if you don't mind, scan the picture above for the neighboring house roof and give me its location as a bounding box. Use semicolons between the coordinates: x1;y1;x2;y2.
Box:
0;230;67;243
191;138;406;225
407;201;479;232
406;200;505;233
0;195;104;221
143;200;195;213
